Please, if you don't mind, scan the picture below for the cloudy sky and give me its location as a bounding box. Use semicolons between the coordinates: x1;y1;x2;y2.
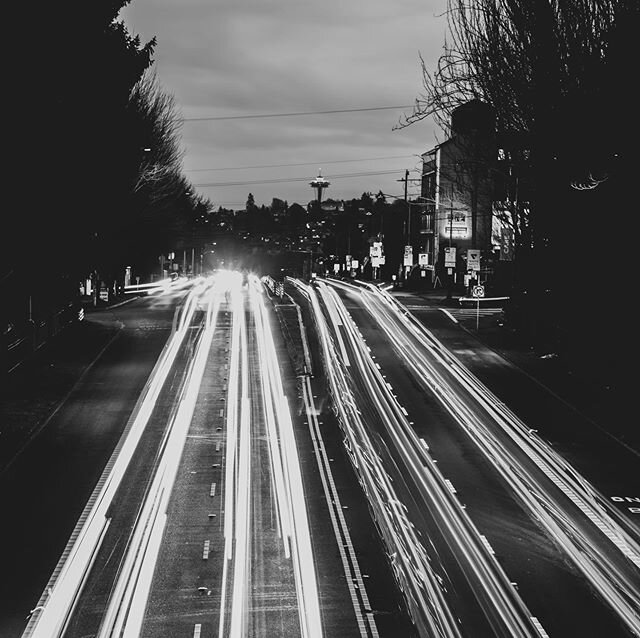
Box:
120;0;449;209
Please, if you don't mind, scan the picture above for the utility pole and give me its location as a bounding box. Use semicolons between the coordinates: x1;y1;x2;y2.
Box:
397;169;410;242
443;200;456;300
471;160;478;249
398;169;411;283
449;200;453;248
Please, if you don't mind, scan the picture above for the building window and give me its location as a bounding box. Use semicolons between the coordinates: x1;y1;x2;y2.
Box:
420;213;434;233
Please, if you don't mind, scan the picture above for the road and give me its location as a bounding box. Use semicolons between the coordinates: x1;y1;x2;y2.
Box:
4;271;637;637
1;284;184;638
298;276;639;637
11;273;408;638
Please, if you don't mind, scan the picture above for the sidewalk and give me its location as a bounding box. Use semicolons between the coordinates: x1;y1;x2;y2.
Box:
2;294;140;472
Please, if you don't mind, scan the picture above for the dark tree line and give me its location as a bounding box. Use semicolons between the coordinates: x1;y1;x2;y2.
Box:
400;0;638;383
6;1;212;328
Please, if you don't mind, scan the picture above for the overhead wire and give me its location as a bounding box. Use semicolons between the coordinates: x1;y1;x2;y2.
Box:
193;168;419;188
184;154;416;173
181;105;413;122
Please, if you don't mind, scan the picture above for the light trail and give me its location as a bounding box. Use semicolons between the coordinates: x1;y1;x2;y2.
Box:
331;278;640;635
23;278;213;638
301;372;379;638
229;272;251;638
316;281;543;637
290;281;377;637
95;279;224;638
249;275;323;638
218;271;246;638
124;276;194;296
293;279;467;638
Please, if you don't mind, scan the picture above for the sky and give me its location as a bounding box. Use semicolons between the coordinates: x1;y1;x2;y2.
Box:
120;0;450;210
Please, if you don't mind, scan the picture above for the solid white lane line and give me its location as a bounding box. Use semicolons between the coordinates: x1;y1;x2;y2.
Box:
25;280;212;638
303;375;377;638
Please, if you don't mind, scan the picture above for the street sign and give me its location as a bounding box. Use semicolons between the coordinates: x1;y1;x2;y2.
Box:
472;285;485;298
467;249;481;271
403;246;413;267
444;246;456;267
370;242;382;258
500;226;514;261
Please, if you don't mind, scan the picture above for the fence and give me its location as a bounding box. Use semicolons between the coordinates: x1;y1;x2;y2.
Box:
6;302;80;373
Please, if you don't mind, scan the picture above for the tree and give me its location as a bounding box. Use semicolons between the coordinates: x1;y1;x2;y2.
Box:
7;1;215;320
399;0;638;372
10;3;155;282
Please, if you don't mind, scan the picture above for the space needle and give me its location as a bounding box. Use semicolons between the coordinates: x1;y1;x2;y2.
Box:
309;169;330;204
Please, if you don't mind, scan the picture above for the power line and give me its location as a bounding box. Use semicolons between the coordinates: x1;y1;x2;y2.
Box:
181;105;413;122
185;154;415;173
193;168;408;188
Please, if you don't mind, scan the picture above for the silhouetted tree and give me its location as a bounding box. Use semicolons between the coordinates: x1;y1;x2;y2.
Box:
399;0;638;376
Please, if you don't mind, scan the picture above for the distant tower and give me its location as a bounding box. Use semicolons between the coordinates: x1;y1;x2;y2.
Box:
310;169;330;204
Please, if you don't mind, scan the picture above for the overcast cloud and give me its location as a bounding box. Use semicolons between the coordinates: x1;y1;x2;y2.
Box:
120;0;449;208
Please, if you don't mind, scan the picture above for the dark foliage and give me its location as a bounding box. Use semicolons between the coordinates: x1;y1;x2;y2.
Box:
6;1;212;336
398;0;639;385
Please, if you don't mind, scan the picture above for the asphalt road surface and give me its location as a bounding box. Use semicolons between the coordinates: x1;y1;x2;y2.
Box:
8;274;411;638
308;277;638;638
0;288;184;638
4;273;637;638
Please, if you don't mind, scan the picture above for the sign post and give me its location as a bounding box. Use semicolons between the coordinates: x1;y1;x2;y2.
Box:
471;284;484;331
444;247;456;299
467;249;481;272
403;245;413;281
370;242;383;280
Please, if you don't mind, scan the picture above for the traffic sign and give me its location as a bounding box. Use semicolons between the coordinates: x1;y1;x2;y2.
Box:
403;246;413;267
472;285;485;298
467;249;481;271
444;246;456;267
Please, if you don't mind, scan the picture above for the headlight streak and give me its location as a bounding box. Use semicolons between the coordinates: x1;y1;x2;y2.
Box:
124;276;196;297
248;275;323;638
316;282;541;638
339;278;640;635
228;275;251;638
302;281;465;638
23;277;215;638
250;279;293;557
218;271;247;638
96;279;225;638
290;279;381;638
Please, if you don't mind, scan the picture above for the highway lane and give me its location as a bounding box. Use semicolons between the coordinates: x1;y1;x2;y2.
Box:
281;282;431;638
0;283;190;638
319;277;639;637
140;303;233;636
393;292;639;523
25;278;213;638
139;272;388;636
301;279;541;638
21;271;403;638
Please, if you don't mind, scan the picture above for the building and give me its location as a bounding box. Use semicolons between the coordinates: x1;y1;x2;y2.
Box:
420;100;528;292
